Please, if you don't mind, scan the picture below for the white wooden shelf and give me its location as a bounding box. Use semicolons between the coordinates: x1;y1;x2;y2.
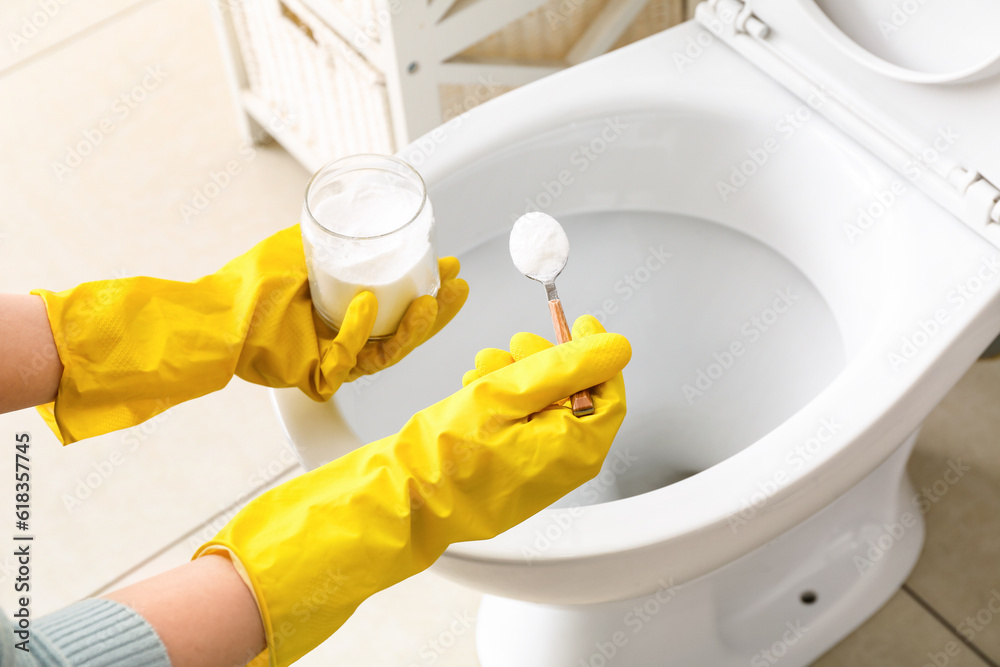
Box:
209;0;687;171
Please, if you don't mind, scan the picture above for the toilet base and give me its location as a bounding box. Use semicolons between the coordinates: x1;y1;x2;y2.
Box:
476;433;924;667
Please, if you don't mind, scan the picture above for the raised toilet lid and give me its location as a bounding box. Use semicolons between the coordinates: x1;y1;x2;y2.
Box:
806;0;1000;82
699;0;1000;236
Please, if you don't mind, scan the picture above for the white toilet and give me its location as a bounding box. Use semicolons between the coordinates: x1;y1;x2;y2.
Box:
272;0;1000;664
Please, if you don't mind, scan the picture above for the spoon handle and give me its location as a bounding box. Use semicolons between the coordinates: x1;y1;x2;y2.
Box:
548;299;596;417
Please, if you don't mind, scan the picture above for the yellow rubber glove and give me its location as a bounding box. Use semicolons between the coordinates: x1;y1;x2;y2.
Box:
463;329;560;387
195;316;630;667
31;225;468;444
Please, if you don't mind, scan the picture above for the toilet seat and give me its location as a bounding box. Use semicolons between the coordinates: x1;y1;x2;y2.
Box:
273;16;1000;606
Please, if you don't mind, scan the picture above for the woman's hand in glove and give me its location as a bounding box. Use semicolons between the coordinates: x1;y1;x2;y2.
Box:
195;315;630;667
31;225;468;444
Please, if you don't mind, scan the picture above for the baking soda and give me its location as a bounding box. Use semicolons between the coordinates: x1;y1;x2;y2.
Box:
509;211;570;282
302;179;438;337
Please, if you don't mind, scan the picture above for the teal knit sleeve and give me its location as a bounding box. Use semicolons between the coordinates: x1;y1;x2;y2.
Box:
1;598;171;666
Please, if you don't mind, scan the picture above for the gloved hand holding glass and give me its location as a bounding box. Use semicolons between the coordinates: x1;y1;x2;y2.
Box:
31;222;468;444
196;315;631;667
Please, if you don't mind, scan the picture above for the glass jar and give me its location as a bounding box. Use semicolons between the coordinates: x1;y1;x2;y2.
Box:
301;154;439;338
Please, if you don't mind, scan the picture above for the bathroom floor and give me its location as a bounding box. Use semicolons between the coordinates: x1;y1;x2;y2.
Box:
1;1;999;665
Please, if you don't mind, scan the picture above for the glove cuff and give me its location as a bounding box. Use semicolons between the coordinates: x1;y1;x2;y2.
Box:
30;278;239;444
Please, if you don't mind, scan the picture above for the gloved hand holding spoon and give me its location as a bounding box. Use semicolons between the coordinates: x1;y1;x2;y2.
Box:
510;211;596;416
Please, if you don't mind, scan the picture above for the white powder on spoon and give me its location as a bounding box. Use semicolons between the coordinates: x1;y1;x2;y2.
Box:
509;212;570;282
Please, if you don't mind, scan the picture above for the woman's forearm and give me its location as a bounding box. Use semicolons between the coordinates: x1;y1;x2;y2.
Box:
0;294;62;413
0;295;267;662
104;554;267;667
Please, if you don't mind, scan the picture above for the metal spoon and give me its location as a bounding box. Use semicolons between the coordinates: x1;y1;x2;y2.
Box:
509;212;595;417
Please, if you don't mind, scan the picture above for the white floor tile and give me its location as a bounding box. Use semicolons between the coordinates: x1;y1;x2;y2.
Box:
296;570;482;667
0;0;149;73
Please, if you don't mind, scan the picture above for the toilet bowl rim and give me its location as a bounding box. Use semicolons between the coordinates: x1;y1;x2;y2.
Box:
410;27;1000;565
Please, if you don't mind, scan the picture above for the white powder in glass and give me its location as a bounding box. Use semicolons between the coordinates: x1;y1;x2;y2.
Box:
319;177;422;238
509;212;570;282
302;179;438;337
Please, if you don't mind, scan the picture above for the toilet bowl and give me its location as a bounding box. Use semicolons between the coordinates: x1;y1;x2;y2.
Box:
272;1;1000;664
